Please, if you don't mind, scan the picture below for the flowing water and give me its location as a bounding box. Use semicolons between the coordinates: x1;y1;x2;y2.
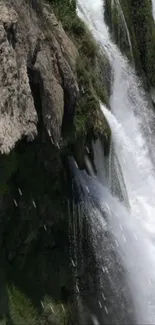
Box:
152;0;155;20
112;0;134;61
69;0;155;324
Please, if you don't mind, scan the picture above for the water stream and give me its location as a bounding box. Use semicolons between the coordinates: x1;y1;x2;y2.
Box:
71;0;155;324
152;0;155;20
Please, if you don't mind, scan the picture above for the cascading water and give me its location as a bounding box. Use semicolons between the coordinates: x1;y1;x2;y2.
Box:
108;140;129;206
111;0;134;62
152;0;155;20
69;0;155;324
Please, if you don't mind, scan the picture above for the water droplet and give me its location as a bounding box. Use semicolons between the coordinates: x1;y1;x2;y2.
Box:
76;284;80;293
102;292;106;301
101;266;105;273
104;306;108;314
13;199;18;207
105;266;109;274
32;200;36;208
71;259;76;267
98;300;102;308
91;315;99;325
57;142;60;149
44;225;47;231
74;161;78;168
50;137;54;144
86;186;90;194
50;304;55;314
61;303;65;312
47;129;51;137
18;188;22;196
40;301;44;309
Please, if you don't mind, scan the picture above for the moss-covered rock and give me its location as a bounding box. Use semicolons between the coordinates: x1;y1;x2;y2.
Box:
49;0;111;142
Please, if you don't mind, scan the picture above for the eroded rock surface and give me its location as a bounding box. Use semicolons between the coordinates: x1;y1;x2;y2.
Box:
0;0;78;153
0;3;37;153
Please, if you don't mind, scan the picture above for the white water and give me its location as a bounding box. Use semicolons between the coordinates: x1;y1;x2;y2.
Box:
152;0;155;20
113;0;134;61
77;0;155;323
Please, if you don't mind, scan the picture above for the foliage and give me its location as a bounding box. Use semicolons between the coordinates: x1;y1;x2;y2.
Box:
7;285;38;325
49;0;110;139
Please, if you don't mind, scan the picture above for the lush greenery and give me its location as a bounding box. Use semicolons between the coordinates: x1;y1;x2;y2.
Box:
49;0;110;139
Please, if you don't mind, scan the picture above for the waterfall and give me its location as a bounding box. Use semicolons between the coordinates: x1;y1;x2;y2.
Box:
111;0;134;61
108;141;129;206
70;0;155;324
152;0;155;19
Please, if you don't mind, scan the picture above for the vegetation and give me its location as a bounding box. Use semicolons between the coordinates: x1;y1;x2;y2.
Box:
7;285;38;325
49;0;110;138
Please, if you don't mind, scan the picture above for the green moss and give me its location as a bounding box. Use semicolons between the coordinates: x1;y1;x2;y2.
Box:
0;184;9;195
7;285;37;325
5;285;77;325
48;0;110;142
74;55;110;138
39;296;78;325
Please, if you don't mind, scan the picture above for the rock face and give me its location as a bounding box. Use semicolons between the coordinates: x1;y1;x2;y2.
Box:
0;2;80;324
0;3;37;153
0;0;78;153
0;1;112;324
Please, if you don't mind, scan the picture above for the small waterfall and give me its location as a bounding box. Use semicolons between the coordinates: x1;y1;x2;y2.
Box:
92;138;108;185
74;0;155;324
152;0;155;19
111;0;134;61
68;158;136;324
108;141;129;206
101;104;155;324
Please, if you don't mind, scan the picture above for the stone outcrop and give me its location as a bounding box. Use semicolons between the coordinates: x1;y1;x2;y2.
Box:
0;3;37;153
0;0;79;153
0;2;112;325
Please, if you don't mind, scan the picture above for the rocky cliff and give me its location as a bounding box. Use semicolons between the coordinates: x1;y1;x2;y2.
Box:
0;0;111;324
0;0;79;153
